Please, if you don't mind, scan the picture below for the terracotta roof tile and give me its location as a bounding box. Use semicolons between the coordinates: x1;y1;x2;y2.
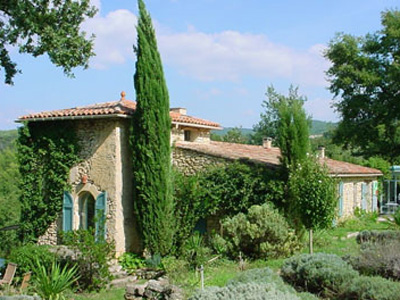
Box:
18;99;221;129
176;141;383;176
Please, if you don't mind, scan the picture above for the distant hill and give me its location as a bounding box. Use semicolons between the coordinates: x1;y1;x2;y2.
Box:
310;120;336;135
212;120;337;138
0;130;17;151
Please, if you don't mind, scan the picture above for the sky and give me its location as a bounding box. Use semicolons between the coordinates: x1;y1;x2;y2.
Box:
0;0;398;130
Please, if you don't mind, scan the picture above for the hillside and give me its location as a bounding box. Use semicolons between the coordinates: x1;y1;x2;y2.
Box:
0;129;18;151
212;120;336;138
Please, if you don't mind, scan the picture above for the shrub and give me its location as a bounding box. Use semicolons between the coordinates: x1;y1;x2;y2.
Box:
33;259;78;300
345;240;400;281
145;253;163;269
339;275;400;300
394;207;400;227
356;230;400;245
281;253;358;296
118;253;145;274
207;232;228;256
60;229;114;292
7;244;56;282
173;171;204;254
183;232;211;269
220;203;301;259
189;282;301;300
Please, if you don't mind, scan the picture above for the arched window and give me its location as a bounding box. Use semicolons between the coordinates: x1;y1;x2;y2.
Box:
78;192;95;230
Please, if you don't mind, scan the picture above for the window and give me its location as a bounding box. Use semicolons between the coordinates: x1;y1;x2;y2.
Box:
184;130;191;141
79;192;95;230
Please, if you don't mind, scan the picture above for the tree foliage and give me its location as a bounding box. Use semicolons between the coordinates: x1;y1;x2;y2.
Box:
274;86;310;171
198;162;276;216
0;0;96;84
17;122;79;243
0;146;20;255
288;158;336;232
252;86;310;171
325;10;400;163
131;0;174;256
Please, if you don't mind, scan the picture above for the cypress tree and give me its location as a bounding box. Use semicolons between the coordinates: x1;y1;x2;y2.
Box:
275;86;310;173
131;0;174;255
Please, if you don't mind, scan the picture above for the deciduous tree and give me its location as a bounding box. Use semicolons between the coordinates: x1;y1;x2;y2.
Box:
0;0;96;84
325;10;400;164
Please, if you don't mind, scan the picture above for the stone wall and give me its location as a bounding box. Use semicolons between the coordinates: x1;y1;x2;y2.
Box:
38;118;139;256
172;147;227;175
171;127;211;144
340;177;378;217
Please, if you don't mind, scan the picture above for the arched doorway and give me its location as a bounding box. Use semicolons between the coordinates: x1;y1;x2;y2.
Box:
78;192;95;230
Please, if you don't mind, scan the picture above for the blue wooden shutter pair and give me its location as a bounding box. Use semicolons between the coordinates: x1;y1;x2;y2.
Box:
63;192;74;232
63;191;107;240
95;192;107;241
338;182;344;217
361;183;367;210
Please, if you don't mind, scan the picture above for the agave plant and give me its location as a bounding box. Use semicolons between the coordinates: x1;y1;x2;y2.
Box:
33;259;79;300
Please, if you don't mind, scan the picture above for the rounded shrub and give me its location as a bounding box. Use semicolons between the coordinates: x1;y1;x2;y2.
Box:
281;253;358;296
339;275;400;300
189;282;301;300
221;203;301;259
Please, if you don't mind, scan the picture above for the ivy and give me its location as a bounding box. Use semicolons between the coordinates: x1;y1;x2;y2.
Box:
17;121;80;243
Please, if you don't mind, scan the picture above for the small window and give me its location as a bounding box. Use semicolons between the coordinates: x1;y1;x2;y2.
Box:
184;130;191;142
79;192;95;230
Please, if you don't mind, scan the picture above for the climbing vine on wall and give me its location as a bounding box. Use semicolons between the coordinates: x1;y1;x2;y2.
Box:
17;121;80;243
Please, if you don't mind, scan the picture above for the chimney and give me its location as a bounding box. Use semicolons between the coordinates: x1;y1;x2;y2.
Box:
263;137;272;149
170;107;187;115
318;146;325;159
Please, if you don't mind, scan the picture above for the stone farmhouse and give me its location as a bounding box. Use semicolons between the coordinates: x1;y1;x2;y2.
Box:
19;92;382;255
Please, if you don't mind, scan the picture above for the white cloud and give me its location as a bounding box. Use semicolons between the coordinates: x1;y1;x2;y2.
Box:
83;7;329;87
83;9;137;69
158;29;330;86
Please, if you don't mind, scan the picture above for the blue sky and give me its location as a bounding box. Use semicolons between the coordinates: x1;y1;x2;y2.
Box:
0;0;398;130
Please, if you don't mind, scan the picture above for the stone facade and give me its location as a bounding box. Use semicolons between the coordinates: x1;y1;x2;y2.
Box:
38;118;140;256
172;147;227;175
340;177;377;218
171;127;211;144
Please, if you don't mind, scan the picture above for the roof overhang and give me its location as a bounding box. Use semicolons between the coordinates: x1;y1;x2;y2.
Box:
16;115;222;131
172;121;222;130
16;114;130;123
329;173;383;178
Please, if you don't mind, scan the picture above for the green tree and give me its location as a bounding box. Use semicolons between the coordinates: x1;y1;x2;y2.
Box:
0;0;96;84
251;87;280;145
222;127;249;144
0;147;20;255
288;158;336;254
131;0;174;256
274;86;310;172
325;10;400;164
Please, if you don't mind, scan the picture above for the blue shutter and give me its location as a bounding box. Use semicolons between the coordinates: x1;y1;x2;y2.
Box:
63;192;73;232
95;192;107;241
338;182;344;217
372;181;378;211
361;183;367;210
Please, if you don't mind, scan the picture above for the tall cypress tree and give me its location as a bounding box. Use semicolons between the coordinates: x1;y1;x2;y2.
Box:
132;0;174;255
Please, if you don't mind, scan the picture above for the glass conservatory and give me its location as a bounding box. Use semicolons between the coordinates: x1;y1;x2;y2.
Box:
382;166;400;214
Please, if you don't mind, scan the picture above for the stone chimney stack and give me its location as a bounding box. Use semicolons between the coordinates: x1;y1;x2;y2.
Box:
318;146;325;159
170;107;187;115
263;137;272;149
